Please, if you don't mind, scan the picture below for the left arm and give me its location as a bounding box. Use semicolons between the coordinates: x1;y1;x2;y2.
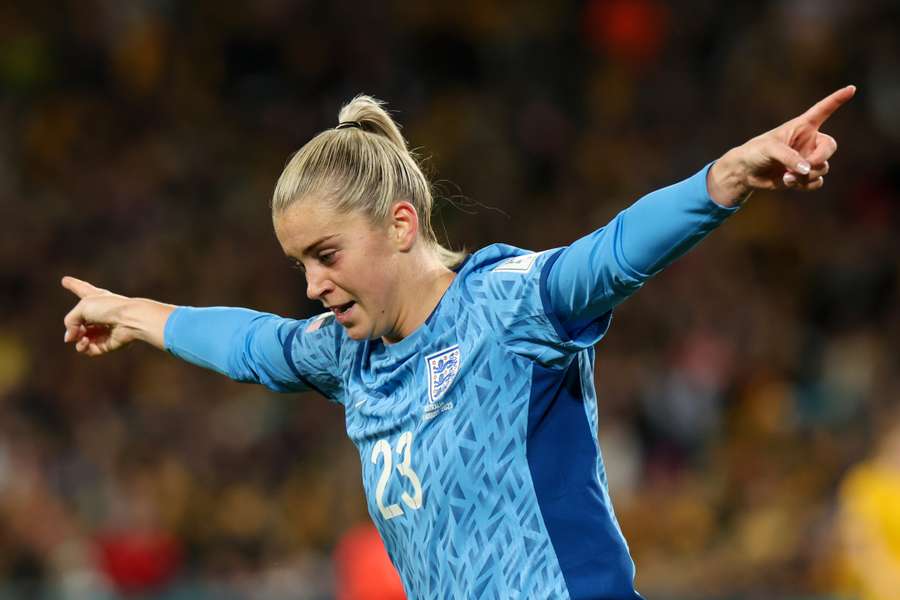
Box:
546;85;855;332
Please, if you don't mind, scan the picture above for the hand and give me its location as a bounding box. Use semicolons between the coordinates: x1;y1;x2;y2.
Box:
708;85;856;207
62;276;137;356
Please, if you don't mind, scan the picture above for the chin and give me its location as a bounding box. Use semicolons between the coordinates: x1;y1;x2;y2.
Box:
342;322;374;341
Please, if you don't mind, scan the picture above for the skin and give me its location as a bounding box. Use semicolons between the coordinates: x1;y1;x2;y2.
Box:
707;85;855;206
272;199;456;343
61;86;855;356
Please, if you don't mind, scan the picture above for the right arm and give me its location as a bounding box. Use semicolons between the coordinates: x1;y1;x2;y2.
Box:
545;163;738;341
163;306;313;393
61;277;333;395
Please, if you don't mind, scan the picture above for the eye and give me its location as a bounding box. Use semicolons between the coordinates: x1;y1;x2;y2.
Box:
288;257;305;273
318;251;337;266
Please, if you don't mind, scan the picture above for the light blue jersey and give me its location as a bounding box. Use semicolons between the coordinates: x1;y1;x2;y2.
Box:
164;165;738;599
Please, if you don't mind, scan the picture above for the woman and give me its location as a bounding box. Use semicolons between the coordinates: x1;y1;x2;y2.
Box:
63;87;854;599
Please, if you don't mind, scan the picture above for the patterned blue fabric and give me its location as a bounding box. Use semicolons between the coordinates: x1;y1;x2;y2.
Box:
164;165;739;599
346;244;617;599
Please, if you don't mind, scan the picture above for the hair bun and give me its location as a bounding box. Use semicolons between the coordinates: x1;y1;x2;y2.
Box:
337;95;408;151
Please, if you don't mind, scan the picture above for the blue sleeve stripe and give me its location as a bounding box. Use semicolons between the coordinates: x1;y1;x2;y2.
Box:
538;249;572;343
539;248;614;348
281;322;334;400
614;216;652;280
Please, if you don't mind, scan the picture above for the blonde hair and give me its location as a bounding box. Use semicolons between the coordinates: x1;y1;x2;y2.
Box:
272;95;466;269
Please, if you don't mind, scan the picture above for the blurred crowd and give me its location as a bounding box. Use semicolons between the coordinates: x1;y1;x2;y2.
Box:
1;0;899;598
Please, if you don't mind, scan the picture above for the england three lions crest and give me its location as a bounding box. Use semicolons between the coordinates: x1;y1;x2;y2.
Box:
425;345;461;403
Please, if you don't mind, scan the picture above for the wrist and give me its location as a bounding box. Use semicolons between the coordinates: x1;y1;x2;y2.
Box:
119;297;176;349
708;149;753;208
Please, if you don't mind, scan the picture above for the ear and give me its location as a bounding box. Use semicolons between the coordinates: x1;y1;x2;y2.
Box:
388;201;419;252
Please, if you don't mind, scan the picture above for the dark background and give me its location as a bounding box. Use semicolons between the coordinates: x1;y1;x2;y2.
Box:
1;1;898;598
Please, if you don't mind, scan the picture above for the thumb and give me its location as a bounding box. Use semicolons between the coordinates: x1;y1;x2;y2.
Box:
61;276;106;299
766;142;811;176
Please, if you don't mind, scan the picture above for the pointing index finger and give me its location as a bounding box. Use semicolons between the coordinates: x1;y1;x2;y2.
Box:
61;276;102;299
801;85;856;128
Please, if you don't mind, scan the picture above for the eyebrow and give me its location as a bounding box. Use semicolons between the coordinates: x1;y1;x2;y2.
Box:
286;234;339;259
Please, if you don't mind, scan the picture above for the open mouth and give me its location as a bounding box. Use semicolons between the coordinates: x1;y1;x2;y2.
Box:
332;301;355;315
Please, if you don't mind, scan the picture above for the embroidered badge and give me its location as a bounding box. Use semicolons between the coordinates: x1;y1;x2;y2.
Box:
425;345;461;403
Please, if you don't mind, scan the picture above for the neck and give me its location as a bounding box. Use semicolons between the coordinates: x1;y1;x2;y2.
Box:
382;251;455;345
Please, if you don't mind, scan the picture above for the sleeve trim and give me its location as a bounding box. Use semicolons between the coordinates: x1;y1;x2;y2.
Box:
162;305;184;353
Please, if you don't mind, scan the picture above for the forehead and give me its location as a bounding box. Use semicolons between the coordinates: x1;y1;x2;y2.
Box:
274;200;372;256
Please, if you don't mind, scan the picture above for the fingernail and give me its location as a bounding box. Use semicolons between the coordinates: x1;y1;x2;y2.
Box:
797;162;810;175
64;331;69;342
783;173;798;186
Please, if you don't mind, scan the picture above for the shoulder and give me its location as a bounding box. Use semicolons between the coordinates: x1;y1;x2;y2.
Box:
457;243;561;279
452;243;563;317
289;310;360;402
452;244;586;366
302;311;338;334
293;310;357;360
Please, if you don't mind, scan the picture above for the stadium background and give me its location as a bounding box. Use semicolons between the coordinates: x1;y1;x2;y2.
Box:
1;0;898;598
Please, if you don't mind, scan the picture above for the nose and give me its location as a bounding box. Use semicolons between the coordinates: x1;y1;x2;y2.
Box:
305;268;333;302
